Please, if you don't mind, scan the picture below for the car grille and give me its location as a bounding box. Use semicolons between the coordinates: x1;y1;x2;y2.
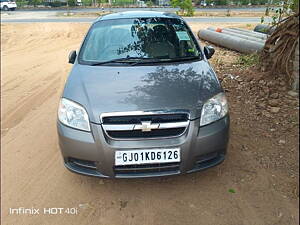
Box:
107;128;186;139
102;114;189;124
114;162;180;177
101;111;190;140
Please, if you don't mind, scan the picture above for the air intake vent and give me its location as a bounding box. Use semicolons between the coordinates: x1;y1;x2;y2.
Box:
115;162;180;176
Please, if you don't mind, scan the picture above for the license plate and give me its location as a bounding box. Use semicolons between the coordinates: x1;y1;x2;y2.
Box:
115;148;181;166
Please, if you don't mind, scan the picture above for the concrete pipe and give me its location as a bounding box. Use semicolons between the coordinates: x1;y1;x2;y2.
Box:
207;27;266;43
226;28;268;40
254;24;275;35
198;29;265;54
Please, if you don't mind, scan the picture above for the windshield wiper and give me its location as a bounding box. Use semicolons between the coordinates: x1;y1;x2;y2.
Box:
89;56;200;66
90;57;160;66
160;56;201;63
121;56;199;66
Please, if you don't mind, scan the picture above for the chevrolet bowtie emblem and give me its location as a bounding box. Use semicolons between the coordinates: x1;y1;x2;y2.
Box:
140;121;159;132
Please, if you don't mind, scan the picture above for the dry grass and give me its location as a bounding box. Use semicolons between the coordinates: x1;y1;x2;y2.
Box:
193;10;276;17
58;10;275;18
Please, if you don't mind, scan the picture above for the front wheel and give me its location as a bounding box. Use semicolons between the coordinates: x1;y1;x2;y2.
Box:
3;5;9;11
10;7;16;11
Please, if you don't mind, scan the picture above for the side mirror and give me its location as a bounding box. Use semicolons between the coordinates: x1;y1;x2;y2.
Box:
68;50;77;64
203;46;215;59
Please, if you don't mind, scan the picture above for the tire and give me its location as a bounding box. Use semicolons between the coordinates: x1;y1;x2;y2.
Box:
3;5;9;11
10;7;16;11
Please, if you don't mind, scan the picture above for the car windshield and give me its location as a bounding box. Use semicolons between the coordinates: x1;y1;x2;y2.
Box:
78;17;202;65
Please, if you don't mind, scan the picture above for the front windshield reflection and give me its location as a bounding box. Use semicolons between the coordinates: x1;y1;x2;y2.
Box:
79;17;201;64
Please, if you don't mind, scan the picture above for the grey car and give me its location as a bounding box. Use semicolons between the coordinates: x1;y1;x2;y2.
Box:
57;11;230;178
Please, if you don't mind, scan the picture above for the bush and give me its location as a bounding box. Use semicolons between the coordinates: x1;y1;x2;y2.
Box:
215;0;227;5
171;0;194;16
48;1;67;7
237;54;259;67
111;0;135;6
15;0;28;7
67;0;76;6
146;0;153;7
82;0;92;6
28;0;42;6
97;0;108;4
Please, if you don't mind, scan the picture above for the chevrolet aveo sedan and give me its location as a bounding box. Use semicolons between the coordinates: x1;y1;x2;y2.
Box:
57;11;230;178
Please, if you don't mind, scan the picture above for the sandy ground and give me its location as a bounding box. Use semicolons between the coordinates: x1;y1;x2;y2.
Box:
1;22;299;225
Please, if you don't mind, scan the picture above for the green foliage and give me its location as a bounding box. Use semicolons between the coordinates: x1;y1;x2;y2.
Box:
15;0;28;7
218;0;227;5
290;0;299;13
239;0;247;5
97;0;108;4
262;0;298;26
111;0;135;6
211;0;223;5
171;0;194;16
82;0;92;6
28;0;41;6
48;1;67;7
211;0;282;5
228;188;236;193
237;54;260;67
146;0;153;7
205;0;213;4
251;0;268;5
67;0;76;6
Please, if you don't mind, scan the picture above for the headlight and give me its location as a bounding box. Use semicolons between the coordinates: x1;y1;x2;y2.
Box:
58;98;90;131
200;92;228;126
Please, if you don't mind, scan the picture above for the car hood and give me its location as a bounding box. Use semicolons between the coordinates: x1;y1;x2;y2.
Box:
62;61;222;124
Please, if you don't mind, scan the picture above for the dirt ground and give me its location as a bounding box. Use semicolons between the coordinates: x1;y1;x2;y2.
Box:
1;22;299;225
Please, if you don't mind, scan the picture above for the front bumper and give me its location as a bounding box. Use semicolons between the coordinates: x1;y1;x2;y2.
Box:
57;116;230;178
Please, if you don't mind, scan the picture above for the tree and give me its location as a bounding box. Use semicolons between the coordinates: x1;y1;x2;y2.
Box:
171;0;194;16
260;0;299;87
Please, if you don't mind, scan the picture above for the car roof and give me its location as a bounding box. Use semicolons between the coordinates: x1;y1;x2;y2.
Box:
95;11;182;22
